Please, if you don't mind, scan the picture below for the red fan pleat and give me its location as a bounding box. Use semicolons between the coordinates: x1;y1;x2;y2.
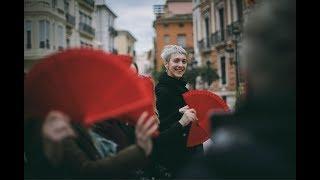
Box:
182;90;230;147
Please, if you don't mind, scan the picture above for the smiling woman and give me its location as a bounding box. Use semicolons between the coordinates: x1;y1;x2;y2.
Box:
150;45;204;178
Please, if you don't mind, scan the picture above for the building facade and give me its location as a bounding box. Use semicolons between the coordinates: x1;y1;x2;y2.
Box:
24;0;98;72
136;51;153;76
153;0;194;72
94;0;117;53
114;30;137;58
192;0;257;109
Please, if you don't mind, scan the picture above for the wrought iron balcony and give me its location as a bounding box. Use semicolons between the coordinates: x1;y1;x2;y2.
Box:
198;37;211;52
79;0;94;10
79;22;95;37
66;13;75;27
83;0;94;7
211;30;223;45
226;19;243;40
198;39;204;50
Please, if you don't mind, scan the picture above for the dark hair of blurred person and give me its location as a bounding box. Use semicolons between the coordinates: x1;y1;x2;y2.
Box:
130;62;139;74
176;0;296;179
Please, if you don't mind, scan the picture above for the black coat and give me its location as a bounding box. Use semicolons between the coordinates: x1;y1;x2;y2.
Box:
152;73;203;177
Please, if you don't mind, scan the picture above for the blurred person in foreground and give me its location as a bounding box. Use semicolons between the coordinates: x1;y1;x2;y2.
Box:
176;0;296;178
24;110;158;179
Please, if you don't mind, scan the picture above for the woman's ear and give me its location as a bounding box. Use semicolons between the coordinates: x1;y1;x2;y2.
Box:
164;61;168;70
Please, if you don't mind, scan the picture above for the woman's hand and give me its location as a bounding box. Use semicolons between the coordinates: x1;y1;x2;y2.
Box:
135;112;158;156
179;109;198;127
179;105;190;114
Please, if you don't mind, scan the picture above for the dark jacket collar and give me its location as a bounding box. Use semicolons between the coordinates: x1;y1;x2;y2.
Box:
158;72;187;88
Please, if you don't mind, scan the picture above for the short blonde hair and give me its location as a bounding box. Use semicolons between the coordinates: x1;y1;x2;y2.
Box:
160;45;187;62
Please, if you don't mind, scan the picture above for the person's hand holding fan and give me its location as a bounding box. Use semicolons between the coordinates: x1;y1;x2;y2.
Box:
182;90;230;147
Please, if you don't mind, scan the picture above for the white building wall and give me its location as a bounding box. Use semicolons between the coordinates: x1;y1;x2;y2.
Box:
192;4;202;66
95;0;116;52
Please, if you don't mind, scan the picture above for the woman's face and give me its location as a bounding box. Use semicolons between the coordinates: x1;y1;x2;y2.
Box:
165;53;187;79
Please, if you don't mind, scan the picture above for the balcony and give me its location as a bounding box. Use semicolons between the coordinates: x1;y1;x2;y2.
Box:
198;37;211;53
24;0;65;20
198;39;204;50
211;28;234;47
226;20;243;41
79;22;95;38
78;0;95;11
211;31;223;45
66;13;75;27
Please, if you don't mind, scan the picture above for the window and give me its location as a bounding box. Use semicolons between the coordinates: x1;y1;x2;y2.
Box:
88;17;92;26
79;11;92;26
127;46;131;54
52;0;57;8
39;20;50;49
57;25;64;49
177;34;186;47
66;38;70;48
222;96;227;102
52;23;55;49
236;0;243;20
218;8;225;40
25;21;32;49
220;57;227;85
179;23;184;28
64;0;69;12
163;23;169;28
79;11;83;23
164;35;170;45
204;16;210;47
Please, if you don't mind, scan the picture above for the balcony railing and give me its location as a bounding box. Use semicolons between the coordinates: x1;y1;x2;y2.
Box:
25;0;51;8
211;31;223;45
226;19;243;40
66;13;75;27
79;22;95;36
83;0;94;7
79;0;94;10
198;39;204;50
39;39;50;49
198;37;211;52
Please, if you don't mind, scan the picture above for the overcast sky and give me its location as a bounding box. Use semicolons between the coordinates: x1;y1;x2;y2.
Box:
106;0;166;56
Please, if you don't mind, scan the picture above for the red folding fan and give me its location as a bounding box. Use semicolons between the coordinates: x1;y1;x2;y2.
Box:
182;90;230;147
117;54;133;68
24;48;153;127
118;74;159;137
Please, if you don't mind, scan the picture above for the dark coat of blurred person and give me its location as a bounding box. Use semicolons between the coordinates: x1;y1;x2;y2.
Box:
151;45;203;178
24;111;157;179
175;0;296;179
